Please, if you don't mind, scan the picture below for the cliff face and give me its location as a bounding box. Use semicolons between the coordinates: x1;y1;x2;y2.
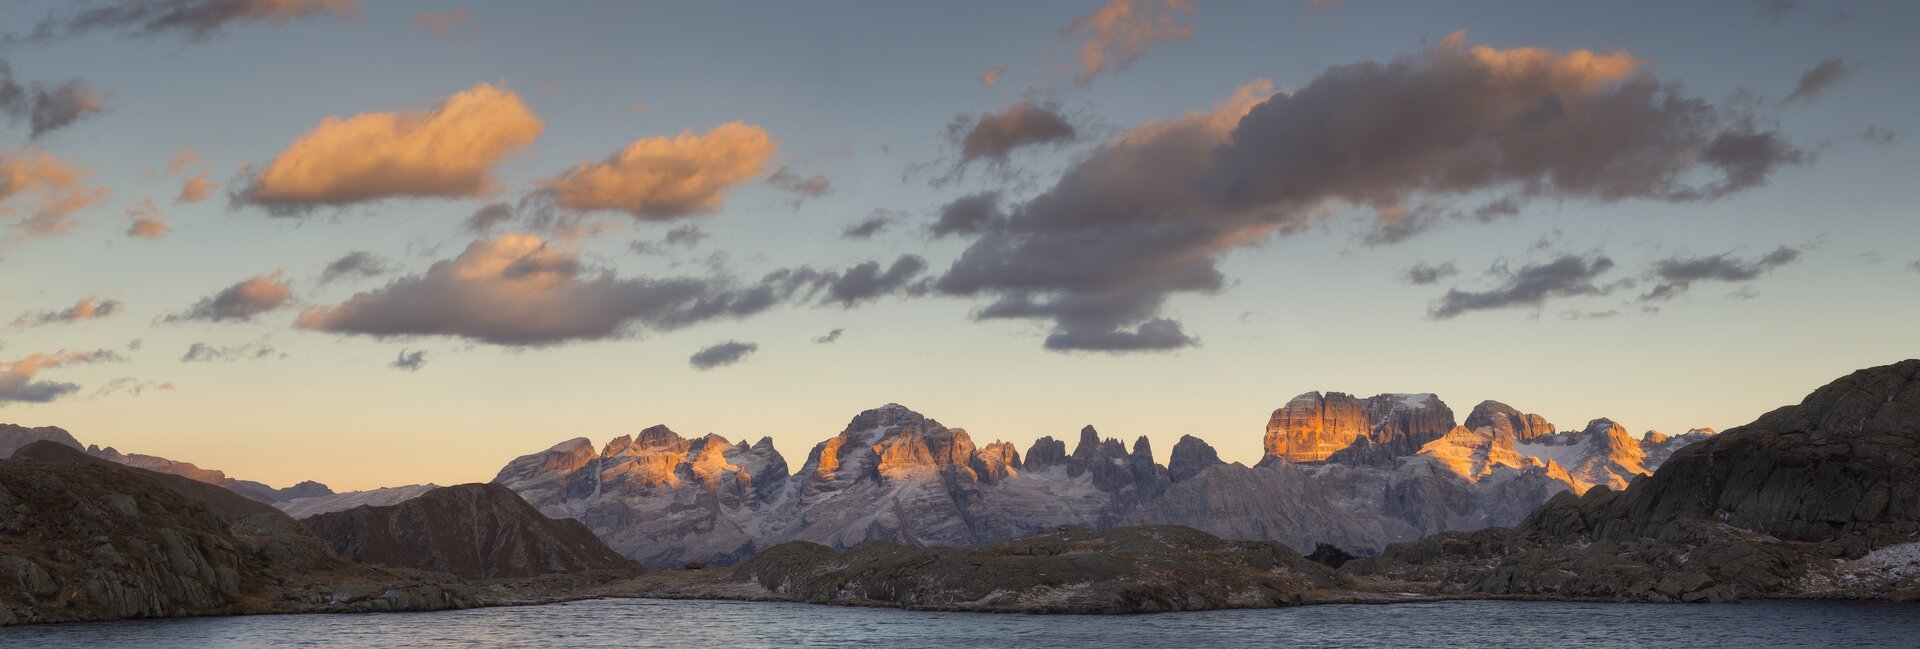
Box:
0;424;81;457
302;484;634;580
1261;392;1455;465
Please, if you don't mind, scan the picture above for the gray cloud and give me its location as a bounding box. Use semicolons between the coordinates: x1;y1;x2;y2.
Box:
842;213;893;240
689;340;757;370
930;191;1002;238
631;224;709;254
17;0;360;43
1860;125;1898;146
0;349;125;405
296;234;922;346
180;342;280;363
464;201;515;234
0;59;109;138
1430;254;1617;319
812;328;843;344
936;34;1806;352
319;251;393;284
10;297;122;330
1402;262;1459;286
1908;260;1920;275
1785;58;1854;103
767;166;832;199
950;101;1077;165
822;256;928;307
1641;246;1802;301
90;377;175;398
391;349;427;372
166;273;293;322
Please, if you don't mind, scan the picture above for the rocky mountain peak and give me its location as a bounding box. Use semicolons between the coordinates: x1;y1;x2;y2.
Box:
0;423;81;457
1264;391;1456;466
1741;358;1920;434
1167;435;1223;482
1024;436;1067;469
1464;400;1556;442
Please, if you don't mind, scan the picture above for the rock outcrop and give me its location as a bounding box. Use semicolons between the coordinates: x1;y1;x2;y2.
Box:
1349;359;1920;604
1262;392;1455;465
728;525;1350;613
302;484;635;580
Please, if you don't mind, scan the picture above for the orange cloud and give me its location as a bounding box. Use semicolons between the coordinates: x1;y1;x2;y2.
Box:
243;82;543;210
981;65;1007;87
0;147;109;242
541;122;776;220
1065;0;1195;84
1445;30;1642;98
126;199;169;240
177;172;216;204
0;348;123;404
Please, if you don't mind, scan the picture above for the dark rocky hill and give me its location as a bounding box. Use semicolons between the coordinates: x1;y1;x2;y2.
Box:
302;483;636;580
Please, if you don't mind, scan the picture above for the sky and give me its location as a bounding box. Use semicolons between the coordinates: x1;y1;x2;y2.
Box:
0;0;1915;492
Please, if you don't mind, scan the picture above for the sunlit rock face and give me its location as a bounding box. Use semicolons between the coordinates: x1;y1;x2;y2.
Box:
1464;400;1558;442
1262;392;1456;465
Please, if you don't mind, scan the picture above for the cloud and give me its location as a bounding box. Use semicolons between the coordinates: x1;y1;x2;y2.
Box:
180;342;281;362
167;272;293;322
766;165;832;201
1908;260;1920;274
10;297;122;330
813;328;844;344
936;32;1807;351
296;233;921;346
689;341;757;370
464;201;515;234
822;256;928;307
126;199;169;240
1754;0;1799;20
176;173;216;204
950;101;1077;165
90;378;175;398
981;65;1007;87
0;60;110;138
318;250;392;284
1640;246;1802;301
1430;254;1616;319
391;349;427;371
1784;58;1855;103
19;0;361;42
237;82;543;212
539;122;776;220
1065;0;1195;84
294;234;779;345
630;224;709;254
930;191;1002;237
0;146;110;243
1402;261;1459;285
0;349;124;405
1860;125;1898;146
411;9;469;38
842;213;893;240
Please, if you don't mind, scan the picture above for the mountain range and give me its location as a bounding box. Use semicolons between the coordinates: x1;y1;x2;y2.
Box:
0;391;1716;567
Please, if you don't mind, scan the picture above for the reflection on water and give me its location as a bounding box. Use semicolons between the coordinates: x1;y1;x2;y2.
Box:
4;598;1917;648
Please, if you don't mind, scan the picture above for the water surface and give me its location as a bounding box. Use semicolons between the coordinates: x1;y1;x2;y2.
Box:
4;598;1915;648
